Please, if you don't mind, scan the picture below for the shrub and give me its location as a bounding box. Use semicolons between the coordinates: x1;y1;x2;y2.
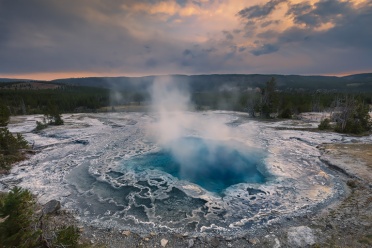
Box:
279;107;293;119
0;103;10;127
35;120;48;131
0;127;29;172
318;118;332;130
0;187;82;248
332;96;371;134
55;226;80;247
0;187;40;248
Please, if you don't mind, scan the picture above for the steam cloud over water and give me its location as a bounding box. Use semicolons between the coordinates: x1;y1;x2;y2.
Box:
144;76;266;193
148;76;232;148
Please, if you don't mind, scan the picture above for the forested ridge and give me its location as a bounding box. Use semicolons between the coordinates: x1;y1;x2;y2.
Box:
0;84;110;115
1;76;371;135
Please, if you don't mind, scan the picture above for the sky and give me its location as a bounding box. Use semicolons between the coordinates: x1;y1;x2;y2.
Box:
0;0;371;80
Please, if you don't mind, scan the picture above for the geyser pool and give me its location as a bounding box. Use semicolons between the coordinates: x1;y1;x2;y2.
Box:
122;137;266;193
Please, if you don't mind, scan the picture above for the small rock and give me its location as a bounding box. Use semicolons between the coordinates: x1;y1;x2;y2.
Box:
122;230;131;237
161;238;168;247
150;232;156;236
42;200;61;215
287;226;315;247
263;235;281;248
77;226;84;233
175;233;184;238
249;238;259;245
188;239;194;248
326;223;333;229
210;237;220;247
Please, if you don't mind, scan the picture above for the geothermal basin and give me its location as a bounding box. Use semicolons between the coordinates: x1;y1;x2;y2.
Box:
120;137;266;194
1;111;356;236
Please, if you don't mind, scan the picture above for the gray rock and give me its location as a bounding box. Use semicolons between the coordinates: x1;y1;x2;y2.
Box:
287;226;315;247
161;238;168;247
263;234;281;248
42;200;61;214
209;237;220;247
188;239;194;248
248;237;260;245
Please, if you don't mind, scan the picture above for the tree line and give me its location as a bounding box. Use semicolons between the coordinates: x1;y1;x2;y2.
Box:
1;79;371;134
192;78;371;134
0;86;110;115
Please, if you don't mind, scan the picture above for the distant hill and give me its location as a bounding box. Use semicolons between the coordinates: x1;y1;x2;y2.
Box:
0;82;61;90
0;78;32;83
52;73;372;92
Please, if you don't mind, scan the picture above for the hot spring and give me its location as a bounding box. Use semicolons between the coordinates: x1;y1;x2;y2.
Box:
3;112;342;236
121;137;266;194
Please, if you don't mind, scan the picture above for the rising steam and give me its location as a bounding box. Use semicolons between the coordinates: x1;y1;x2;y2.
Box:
148;76;231;145
146;76;265;191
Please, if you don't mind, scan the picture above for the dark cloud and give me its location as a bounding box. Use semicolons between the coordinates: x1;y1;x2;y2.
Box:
250;44;279;56
261;20;280;28
238;46;246;52
0;0;189;74
222;31;234;40
176;0;187;6
202;47;217;53
243;0;372;69
238;0;287;20
287;0;353;27
286;2;313;20
0;0;371;77
257;30;279;39
278;1;372;49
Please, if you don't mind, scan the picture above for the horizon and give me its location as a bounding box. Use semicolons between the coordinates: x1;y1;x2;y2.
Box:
1;70;372;82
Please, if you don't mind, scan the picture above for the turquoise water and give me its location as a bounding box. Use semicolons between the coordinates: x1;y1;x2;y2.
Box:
123;137;266;194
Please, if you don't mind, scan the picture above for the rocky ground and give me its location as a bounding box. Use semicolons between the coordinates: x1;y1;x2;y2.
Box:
3;113;372;248
58;140;371;248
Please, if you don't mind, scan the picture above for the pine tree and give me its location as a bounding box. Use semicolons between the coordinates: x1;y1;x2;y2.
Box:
0;187;41;247
0;103;10;127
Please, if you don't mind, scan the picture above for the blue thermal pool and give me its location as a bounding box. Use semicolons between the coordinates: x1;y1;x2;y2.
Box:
122;137;266;194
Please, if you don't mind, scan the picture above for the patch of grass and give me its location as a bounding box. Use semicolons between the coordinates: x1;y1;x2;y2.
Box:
358;237;372;245
55;225;80;247
346;179;358;189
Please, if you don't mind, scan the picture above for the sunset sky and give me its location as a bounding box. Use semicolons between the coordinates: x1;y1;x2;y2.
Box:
0;0;371;80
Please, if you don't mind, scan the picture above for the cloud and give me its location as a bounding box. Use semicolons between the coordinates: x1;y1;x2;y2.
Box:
238;0;372;69
0;0;370;79
286;0;353;27
222;31;234;40
238;0;287;20
250;44;279;56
